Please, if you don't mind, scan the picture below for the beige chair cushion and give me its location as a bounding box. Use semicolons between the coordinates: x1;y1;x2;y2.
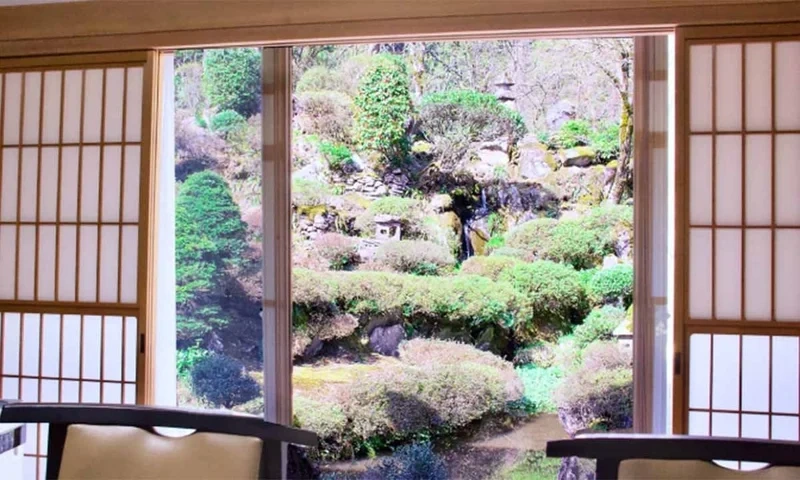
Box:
620;459;800;479
58;424;263;480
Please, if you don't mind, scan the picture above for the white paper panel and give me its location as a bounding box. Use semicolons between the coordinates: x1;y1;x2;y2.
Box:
22;314;40;376
2;313;21;375
741;414;769;440
745;135;771;225
77;225;98;302
715;135;742;226
715;44;742;131
711;412;739;438
82;315;102;380
61;315;81;379
19;147;39;222
124;316;137;382
742;336;770;412
715;229;741;319
42;71;62;144
83;381;101;403
41;380;58;403
744;229;771;320
17;225;36;301
41;314;61;378
775;230;800;321
1;377;19;400
690;136;713;225
82;69;104;143
104;68;125;143
59;147;79;222
119;225;138;303
104;382;122;404
690;229;713;318
2;73;21;145
57;225;77;302
39;147;59;222
0;225;16;298
22;72;42;145
771;416;799;441
775;42;800;130
690;45;714;132
124;384;136;404
771;336;800;414
21;378;38;401
62;70;82;144
689;334;712;409
125;67;143;142
101;145;122;221
775;134;800;225
122;145;140;222
745;43;773;131
712;334;740;410
62;380;79;402
98;225;119;303
1;147;19;221
37;225;56;301
689;411;710;436
103;316;123;382
79;146;100;222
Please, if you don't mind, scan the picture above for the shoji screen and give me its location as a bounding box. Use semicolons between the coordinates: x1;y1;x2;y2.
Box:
0;52;156;479
676;23;800;465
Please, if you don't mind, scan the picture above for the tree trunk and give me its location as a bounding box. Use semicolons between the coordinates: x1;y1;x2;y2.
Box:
607;47;633;205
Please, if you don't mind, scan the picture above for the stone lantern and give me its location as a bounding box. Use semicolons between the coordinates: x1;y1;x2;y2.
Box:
374;214;401;241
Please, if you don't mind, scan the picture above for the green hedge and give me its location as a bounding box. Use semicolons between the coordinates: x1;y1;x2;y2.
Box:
374;239;456;275
573;306;626;348
588;264;634;307
499;261;590;342
504;206;633;269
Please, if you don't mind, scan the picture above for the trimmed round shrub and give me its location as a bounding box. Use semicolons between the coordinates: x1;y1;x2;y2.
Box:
369;442;447;480
555;342;632;436
190;354;260;408
374;240;455;275
353;54;412;163
313;233;359;270
551;119;591;149
573;306;626;348
210;109;245;136
294;395;350;460
419;89;527;165
295;91;353;143
202;48;261;117
346;362;507;441
400;338;523;402
499;261;590;342
588;264;634;307
459;255;523;281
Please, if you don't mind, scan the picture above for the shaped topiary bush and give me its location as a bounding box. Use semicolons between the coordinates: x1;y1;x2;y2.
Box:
459;255;524;281
419;89;527;165
588;264;634;307
210;109;245;136
499;260;589;342
353;54;412;163
295;91;353;143
369;442;447;480
190;354;261;408
374;240;455;275
203;48;261;117
313;233;359;270
318;141;354;171
573;306;626;348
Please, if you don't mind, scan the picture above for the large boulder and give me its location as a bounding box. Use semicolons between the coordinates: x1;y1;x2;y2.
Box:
547;100;577;131
369;324;406;356
561;147;597;167
462;141;510;182
516;139;556;180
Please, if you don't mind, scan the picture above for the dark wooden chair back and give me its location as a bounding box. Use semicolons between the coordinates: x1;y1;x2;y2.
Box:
547;434;800;480
0;401;317;480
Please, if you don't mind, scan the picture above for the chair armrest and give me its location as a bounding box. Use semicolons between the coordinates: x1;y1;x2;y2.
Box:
0;402;317;448
546;434;800;466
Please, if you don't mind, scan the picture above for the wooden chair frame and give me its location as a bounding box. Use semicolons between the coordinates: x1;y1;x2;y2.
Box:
0;401;317;480
547;434;800;480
